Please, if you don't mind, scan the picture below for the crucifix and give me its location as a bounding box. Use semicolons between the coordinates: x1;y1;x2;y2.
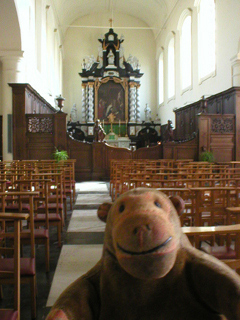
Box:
107;112;116;133
109;18;113;28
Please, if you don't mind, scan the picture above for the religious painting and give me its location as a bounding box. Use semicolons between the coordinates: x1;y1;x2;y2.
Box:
95;79;127;122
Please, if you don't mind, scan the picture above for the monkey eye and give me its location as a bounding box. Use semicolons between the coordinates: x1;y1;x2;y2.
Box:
119;204;125;213
154;201;161;208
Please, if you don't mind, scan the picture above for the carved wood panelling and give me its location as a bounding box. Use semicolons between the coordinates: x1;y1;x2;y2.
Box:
27;116;54;133
66;136;163;181
174;102;201;141
163;138;198;160
134;144;162;159
211;118;234;134
9;83;57;160
26;134;54;159
198;114;235;161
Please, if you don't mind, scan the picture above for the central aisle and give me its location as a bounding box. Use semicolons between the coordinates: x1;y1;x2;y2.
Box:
46;181;111;307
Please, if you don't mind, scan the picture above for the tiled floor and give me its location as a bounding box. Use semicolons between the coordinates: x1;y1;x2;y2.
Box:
0;181;109;320
46;244;103;308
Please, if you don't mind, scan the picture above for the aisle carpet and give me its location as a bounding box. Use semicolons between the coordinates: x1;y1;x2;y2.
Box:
46;181;109;307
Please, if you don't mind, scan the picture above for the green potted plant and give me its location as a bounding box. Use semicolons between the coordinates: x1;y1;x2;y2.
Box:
199;151;215;163
53;147;69;162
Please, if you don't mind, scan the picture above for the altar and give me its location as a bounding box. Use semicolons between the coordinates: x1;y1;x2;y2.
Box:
105;136;131;148
66;24;161;148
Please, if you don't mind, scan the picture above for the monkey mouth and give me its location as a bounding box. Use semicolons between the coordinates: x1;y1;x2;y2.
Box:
117;236;172;256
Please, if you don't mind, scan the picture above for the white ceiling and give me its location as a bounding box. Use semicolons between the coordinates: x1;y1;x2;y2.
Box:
51;0;179;39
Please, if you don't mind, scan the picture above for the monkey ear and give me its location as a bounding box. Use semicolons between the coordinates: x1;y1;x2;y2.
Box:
97;202;113;222
169;196;185;216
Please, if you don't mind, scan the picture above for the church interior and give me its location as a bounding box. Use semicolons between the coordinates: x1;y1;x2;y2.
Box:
1;0;240;319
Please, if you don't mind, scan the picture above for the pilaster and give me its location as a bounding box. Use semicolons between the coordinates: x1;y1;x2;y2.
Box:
0;51;25;160
231;54;240;86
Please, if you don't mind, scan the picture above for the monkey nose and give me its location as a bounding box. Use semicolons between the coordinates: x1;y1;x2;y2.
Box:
133;225;151;248
133;224;151;235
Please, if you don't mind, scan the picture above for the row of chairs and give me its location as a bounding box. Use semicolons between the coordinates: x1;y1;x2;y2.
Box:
109;159;240;274
0;213;30;320
110;169;240;202
0;159;76;319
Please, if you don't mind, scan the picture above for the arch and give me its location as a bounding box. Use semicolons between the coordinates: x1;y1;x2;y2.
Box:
178;10;192;91
165;33;175;100
197;0;216;81
177;8;192;31
158;51;164;105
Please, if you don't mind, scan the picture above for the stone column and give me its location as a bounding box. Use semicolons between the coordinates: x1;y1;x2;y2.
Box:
0;51;25;160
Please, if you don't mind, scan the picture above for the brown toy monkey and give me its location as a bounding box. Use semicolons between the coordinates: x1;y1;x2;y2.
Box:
46;188;240;320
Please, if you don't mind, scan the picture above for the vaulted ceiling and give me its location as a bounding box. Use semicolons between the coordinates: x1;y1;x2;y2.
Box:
51;0;179;39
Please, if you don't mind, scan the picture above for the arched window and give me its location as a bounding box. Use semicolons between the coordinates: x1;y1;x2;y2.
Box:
35;0;42;72
198;0;216;81
168;37;175;99
180;15;192;90
158;52;164;104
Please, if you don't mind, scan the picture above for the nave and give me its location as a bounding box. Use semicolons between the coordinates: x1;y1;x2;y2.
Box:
0;181;110;320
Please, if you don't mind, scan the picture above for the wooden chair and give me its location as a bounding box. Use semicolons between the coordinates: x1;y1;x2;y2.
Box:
61;159;76;205
0;191;39;319
37;168;68;220
31;173;63;247
182;224;240;274
12;179;51;272
0;213;29;320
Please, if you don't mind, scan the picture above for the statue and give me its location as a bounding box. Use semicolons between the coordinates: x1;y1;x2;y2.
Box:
107;49;115;66
70;103;77;123
119;45;125;69
165;120;174;142
127;54;140;70
144;104;151;122
94;119;106;142
97;44;103;69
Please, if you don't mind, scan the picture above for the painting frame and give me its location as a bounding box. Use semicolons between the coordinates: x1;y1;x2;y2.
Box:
95;77;128;123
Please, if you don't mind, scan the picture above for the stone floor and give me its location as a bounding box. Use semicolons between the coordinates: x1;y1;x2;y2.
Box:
0;181;110;320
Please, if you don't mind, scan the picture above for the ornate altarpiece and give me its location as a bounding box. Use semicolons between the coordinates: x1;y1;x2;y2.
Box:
79;27;143;136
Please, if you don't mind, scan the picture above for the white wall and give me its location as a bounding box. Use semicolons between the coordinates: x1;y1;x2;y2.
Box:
0;0;64;159
62;13;156;122
156;0;240;126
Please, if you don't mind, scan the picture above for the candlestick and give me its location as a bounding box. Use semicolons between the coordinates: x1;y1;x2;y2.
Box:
119;120;121;136
125;119;128;137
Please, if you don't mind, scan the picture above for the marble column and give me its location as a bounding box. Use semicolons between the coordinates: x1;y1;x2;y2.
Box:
0;51;25;160
136;84;141;123
129;82;136;122
81;83;87;123
88;83;94;123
